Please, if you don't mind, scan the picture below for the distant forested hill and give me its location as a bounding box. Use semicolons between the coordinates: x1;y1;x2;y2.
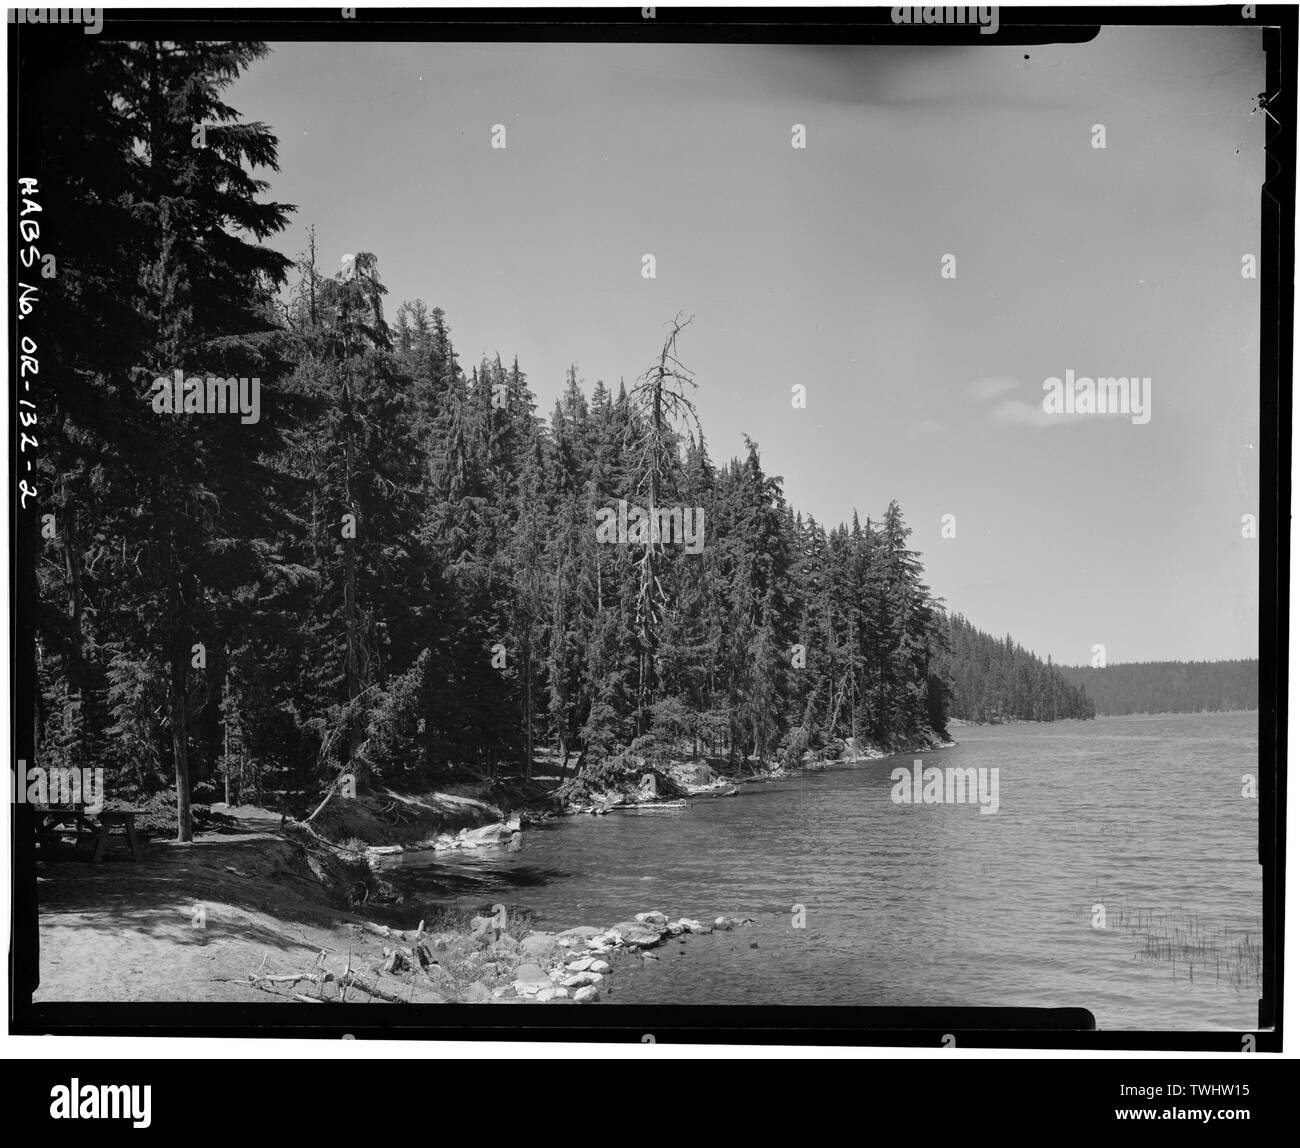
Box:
938;615;1095;723
1056;660;1258;715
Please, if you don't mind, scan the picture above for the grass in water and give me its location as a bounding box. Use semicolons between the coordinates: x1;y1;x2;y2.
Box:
1079;900;1262;989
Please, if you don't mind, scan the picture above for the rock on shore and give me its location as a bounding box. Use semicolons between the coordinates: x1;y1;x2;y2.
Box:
500;908;752;1004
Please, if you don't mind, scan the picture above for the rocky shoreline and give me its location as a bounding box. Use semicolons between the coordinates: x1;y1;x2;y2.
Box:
356;731;954;856
546;732;953;818
358;907;755;1005
561;769;739;816
503;910;753;1003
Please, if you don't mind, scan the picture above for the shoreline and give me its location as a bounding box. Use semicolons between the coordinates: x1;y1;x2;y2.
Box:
32;806;755;1005
33;731;949;1005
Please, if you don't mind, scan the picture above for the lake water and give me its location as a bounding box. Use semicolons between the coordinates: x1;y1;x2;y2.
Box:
383;713;1262;1029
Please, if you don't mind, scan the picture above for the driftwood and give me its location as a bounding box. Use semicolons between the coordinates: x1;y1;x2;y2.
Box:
336;970;412;1004
237;931;440;1004
228;981;319;1003
237;965;410;1004
357;920;429;945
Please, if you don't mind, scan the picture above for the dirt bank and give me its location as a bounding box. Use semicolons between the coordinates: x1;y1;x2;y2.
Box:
34;807;378;1003
32;792;516;1005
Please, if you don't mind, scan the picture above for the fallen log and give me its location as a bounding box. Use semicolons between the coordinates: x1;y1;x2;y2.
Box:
358;921;417;942
235;979;325;1004
337;970;414;1005
248;972;322;986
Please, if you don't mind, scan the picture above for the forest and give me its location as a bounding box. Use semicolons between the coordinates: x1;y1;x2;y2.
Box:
1056;660;1258;716
939;615;1096;723
27;39;1096;842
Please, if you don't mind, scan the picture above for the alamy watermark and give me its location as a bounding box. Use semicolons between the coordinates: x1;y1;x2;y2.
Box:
8;8;103;33
891;759;1000;814
49;1079;151;1128
150;370;261;424
891;6;999;34
595;499;705;554
1042;370;1151;424
13;760;104;814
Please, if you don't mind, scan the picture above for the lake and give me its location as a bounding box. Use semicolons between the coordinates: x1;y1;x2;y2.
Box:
382;712;1262;1029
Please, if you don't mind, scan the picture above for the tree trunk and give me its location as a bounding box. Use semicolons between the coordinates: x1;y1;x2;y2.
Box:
524;638;534;780
170;581;192;843
307;227;318;326
343;516;360;747
222;670;232;805
342;423;367;793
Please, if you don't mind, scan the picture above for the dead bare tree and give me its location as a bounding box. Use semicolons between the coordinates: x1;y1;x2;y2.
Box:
626;313;701;736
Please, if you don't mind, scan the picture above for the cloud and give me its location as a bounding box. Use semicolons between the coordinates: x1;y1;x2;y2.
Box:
970;377;1020;402
909;418;944;436
990;399;1066;429
991;398;1133;430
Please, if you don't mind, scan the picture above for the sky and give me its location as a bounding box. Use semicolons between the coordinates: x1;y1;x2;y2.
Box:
229;26;1264;665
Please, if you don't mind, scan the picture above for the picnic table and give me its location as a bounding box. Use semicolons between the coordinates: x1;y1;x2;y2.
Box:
35;807;143;862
